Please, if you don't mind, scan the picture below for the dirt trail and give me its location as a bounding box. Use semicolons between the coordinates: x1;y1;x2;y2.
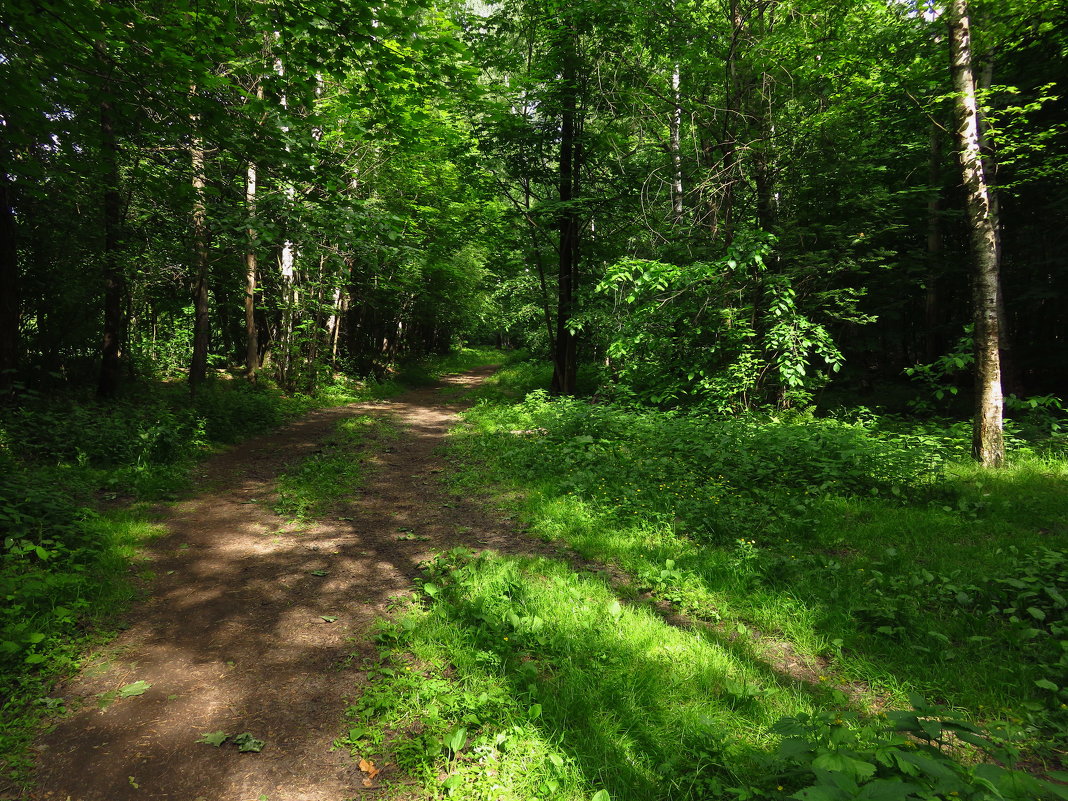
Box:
29;366;526;801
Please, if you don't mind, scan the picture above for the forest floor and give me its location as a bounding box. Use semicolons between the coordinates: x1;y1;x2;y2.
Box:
26;365;544;801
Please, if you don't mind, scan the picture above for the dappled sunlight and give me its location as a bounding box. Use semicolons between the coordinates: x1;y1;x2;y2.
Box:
445;368;1068;786
31;371;514;801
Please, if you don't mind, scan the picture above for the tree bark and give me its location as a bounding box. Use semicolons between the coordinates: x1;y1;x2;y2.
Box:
189;113;211;396
669;64;684;222
97;81;125;399
245;153;259;381
0;171;18;398
550;32;580;396
948;0;1004;467
975;59;1022;397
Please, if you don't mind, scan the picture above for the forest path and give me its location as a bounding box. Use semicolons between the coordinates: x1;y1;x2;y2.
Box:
31;366;534;801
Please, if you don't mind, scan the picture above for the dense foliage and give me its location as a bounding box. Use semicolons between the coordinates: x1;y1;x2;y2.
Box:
3;0;1068;794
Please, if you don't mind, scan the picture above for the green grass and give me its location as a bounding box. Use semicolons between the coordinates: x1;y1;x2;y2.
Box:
446;366;1068;722
0;499;165;787
341;548;809;801
273;415;394;522
333;358;1068;799
393;346;519;388
347;546;1064;800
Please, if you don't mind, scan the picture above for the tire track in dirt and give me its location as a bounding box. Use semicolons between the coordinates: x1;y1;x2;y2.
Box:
29;366;531;801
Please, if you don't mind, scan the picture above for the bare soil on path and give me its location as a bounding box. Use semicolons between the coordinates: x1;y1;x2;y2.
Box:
28;366;532;801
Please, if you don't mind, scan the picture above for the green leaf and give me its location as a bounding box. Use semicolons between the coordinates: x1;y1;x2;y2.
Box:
608;600;622;621
1036;678;1059;691
446;726;467;753
197;731;229;747
857;779;922;800
232;732;265;753
310;569;328;577
812;752;877;779
592;791;611;801
776;737;814;759
442;774;462;790
1027;606;1047;620
320;615;338;623
118;681;152;698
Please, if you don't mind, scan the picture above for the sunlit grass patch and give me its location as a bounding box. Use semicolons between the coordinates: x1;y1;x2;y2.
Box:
273;415;390;522
443;374;1068;757
342;548;815;801
352;547;1063;799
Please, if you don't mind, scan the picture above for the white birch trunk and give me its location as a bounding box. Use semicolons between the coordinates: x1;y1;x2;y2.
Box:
948;0;1004;467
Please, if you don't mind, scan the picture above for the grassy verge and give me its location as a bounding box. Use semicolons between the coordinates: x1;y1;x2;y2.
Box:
336;358;1068;800
344;550;1063;800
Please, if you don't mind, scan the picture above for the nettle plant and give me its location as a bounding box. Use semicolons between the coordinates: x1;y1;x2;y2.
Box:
593;233;846;411
847;545;1068;746
734;695;1068;801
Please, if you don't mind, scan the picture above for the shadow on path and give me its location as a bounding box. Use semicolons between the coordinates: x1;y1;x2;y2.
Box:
30;367;540;801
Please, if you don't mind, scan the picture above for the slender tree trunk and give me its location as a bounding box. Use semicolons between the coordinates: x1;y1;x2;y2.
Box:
326;284;345;366
98;82;125;399
925;122;944;363
0;170;19;398
550;33;580;396
278;243;297;388
189;115;211;396
669;64;684;222
245;155;259;381
303;254;328;391
975;59;1021;397
948;0;1003;467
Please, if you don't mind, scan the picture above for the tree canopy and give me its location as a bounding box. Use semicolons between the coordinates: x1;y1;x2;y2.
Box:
2;0;1066;458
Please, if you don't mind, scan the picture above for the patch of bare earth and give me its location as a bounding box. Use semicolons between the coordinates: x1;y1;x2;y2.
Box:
27;367;543;801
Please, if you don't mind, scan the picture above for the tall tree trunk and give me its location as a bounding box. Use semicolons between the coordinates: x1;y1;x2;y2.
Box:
948;0;1003;467
925;122;944;363
669;64;684;222
245;154;260;381
326;284;345;367
278;243;297;388
189;114;211;396
0;171;18;399
975;59;1021;397
97;86;125;399
550;33;580;396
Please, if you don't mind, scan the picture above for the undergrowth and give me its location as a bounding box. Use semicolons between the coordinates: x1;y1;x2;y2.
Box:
347;357;1068;795
346;548;1067;800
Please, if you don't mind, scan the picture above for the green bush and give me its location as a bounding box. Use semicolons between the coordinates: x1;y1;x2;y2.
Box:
0;457;100;668
738;698;1067;800
462;391;951;544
